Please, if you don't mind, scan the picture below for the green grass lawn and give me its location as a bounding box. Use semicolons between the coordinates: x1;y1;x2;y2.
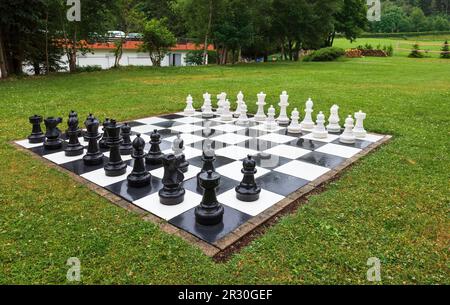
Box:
0;56;449;284
334;35;450;58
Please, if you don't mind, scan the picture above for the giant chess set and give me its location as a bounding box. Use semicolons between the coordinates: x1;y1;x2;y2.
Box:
15;91;388;252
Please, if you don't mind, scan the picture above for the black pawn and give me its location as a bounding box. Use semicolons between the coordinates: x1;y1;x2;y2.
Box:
145;129;164;165
195;170;224;226
104;120;127;177
28;114;45;143
119;123;133;155
43;117;63;150
65;113;84;156
99;118;111;149
235;155;261;202
65;110;82;138
127;134;151;187
196;142;216;189
159;154;185;205
83;114;104;165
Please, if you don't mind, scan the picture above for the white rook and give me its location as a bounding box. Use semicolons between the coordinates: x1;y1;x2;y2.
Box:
353;110;367;138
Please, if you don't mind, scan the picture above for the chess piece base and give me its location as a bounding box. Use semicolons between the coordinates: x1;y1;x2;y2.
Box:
202;113;214;118
127;173;151;188
65;145;84;157
354;130;367;139
159;188;185;206
236;186;261;202
236;120;249;126
184;110;196;116
104;162;127;177
301;123;315;130
313;131;328;139
277;118;290;125
83;153;104;166
145;154;163;165
327;124;341;133
28;134;45;144
44;139;63;150
195;204;224;226
221;115;233;121
264;123;278;130
254;115;266;122
178;156;189;173
287;126;302;133
339;135;356;144
119;145;133;155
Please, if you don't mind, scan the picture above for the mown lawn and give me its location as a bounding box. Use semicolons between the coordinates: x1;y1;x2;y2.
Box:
0;56;448;284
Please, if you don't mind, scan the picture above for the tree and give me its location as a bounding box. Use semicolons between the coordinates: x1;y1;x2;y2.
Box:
409;7;427;31
326;0;368;47
141;19;176;66
408;43;424;58
441;40;450;59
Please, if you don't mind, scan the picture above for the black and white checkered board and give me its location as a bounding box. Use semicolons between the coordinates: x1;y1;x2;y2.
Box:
16;111;384;244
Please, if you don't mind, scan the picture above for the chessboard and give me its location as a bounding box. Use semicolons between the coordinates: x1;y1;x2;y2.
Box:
14;110;389;255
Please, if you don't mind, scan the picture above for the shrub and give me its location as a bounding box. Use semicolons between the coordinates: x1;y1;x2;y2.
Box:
408;43;425;58
441;41;450;59
303;47;345;62
186;50;218;65
76;65;103;72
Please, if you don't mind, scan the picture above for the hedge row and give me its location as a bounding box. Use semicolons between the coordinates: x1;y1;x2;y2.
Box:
335;31;450;39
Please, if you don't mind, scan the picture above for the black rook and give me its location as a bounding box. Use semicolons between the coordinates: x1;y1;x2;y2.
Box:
28;114;45;143
104;120;127;176
43;117;63;150
83;114;104;165
195;170;224;226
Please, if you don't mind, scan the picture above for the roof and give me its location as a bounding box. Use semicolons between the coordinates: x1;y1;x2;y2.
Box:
86;41;214;51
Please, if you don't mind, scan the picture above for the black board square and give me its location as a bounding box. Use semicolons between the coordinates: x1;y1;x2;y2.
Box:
144;128;174;139
285;138;326;151
189;140;229;151
236;139;279;151
126;159;163;172
126;121;146;128
235;128;268;137
331;138;372;149
251;154;291;169
169;206;252;244
191;128;225;138
159;114;184;120
187;155;235;168
152;120;183;128
144;139;172;153
255;171;309;196
183;175;237;196
60;157;108;175
30;141;68;156
298;151;346;169
192;120;223;127
105;177;162;202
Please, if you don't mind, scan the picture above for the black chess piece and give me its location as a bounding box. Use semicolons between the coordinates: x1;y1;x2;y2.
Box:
64;113;84;156
159;154;185;205
196;141;216;188
43;117;63;150
28;114;45;143
127;133;151;187
145;129;164;165
308;139;315;148
104;120;127;177
235;155;261;202
83;114;104;165
65;110;82;138
119;123;133;155
195;170;224;226
99;118;111;149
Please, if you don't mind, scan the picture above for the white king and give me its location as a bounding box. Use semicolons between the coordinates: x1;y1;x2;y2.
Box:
254;92;267;121
277;91;290;124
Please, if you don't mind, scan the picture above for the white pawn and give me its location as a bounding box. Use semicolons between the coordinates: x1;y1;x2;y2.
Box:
254;92;267;121
277;91;290;124
312;111;328;139
202;92;214;118
264;105;278;130
216;92;226;115
326;104;341;133
353;110;367;138
220;99;233;121
183;94;196;116
339;115;356;144
287;108;302;133
234;91;244;118
300;98;315;130
236;103;249;125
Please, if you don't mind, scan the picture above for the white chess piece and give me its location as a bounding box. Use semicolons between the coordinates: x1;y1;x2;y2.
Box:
300;98;315;130
183;94;196;116
287;108;302;133
234;91;244;118
277;91;290;124
236;103;249;125
254;92;267;121
326;104;341;133
264;105;278;130
216;92;226;115
312;111;328;139
220;99;233;121
339;115;356;144
353;110;367;138
202;92;214;118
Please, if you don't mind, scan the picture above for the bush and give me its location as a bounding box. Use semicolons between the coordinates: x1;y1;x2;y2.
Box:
408;43;425;58
303;47;345;62
186;50;218;65
76;65;103;72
